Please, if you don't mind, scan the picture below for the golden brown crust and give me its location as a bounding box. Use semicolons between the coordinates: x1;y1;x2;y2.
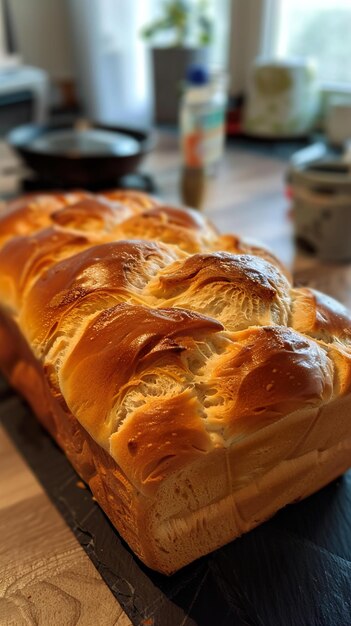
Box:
148;253;291;331
214;233;291;279
208;326;333;437
100;189;160;211
115;205;217;252
291;286;351;342
150;204;218;234
21;240;178;351
0;192;91;244
290;287;351;396
60;303;223;450
152;252;284;298
0;189;350;574
111;390;214;495
0;227;93;311
51;196;120;231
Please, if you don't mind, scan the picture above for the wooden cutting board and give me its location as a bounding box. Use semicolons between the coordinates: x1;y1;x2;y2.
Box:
1;375;350;626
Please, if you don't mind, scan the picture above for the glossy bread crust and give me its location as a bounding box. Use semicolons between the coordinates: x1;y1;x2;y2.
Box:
0;190;350;574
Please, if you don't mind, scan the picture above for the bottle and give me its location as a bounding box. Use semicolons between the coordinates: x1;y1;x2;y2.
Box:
179;64;226;210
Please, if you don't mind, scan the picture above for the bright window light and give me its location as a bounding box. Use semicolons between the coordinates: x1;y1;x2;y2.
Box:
274;0;351;86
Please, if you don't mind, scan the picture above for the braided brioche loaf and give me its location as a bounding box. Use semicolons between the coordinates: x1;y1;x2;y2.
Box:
0;190;350;574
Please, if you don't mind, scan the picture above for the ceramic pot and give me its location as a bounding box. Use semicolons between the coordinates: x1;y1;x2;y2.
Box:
151;47;208;124
290;163;351;261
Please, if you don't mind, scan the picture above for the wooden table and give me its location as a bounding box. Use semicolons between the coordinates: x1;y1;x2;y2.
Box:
1;132;351;625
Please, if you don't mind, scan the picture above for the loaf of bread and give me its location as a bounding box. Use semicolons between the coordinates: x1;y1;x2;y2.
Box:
0;190;350;574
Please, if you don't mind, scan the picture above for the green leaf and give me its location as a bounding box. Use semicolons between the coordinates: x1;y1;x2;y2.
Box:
141;0;213;47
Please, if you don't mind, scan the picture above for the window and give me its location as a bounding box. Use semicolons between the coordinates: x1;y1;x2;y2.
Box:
266;0;351;88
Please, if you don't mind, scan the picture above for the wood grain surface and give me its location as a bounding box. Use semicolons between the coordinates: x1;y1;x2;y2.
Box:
0;423;131;626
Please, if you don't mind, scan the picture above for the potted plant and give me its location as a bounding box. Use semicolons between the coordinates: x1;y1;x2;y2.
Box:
142;0;212;124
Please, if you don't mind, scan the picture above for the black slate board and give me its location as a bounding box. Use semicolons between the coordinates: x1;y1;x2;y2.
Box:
1;377;351;626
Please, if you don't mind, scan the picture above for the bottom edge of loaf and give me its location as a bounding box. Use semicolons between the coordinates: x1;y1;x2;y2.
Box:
146;440;351;573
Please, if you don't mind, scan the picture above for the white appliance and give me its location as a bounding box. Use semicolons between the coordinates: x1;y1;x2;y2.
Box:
244;58;320;138
67;0;153;129
0;0;49;132
0;66;49;124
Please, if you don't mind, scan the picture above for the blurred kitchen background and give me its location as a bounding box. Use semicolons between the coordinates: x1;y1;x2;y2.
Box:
1;0;351;300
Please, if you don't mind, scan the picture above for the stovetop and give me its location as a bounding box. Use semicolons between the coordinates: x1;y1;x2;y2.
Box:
20;171;157;194
0;141;157;199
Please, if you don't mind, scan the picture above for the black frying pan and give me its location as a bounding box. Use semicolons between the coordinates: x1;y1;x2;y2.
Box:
7;122;154;186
